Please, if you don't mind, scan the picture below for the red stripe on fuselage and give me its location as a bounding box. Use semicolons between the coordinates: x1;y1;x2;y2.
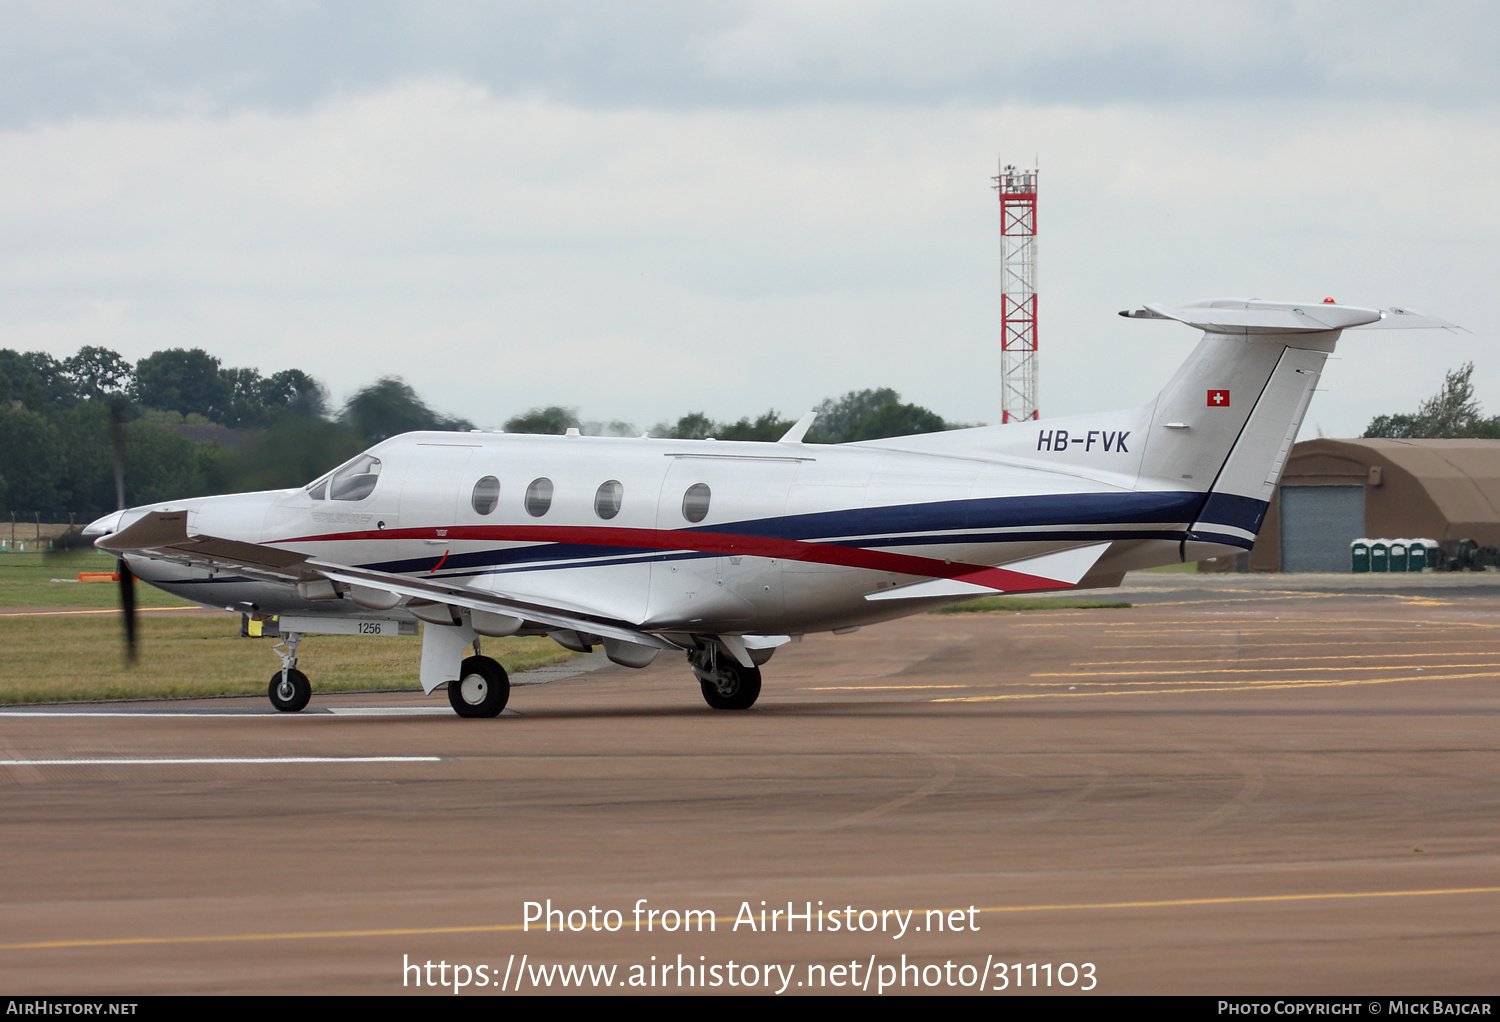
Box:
271;524;1073;594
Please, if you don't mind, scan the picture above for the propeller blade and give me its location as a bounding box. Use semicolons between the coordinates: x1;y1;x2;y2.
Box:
118;557;137;665
111;400;135;664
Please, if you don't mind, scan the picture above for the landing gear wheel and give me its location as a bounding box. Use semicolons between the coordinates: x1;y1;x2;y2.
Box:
268;669;311;713
700;661;762;710
449;655;509;718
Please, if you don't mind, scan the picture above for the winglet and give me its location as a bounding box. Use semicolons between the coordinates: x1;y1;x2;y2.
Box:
778;411;817;444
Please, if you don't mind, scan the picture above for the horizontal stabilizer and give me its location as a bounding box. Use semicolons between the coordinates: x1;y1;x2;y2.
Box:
866;542;1109;601
1127;300;1381;334
1122;299;1462;335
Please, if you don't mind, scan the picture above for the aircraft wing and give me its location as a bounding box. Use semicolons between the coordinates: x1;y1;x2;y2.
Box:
305;561;679;650
97;509;680;651
95;509;314;582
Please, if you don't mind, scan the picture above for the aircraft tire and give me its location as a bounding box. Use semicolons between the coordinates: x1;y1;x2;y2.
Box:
449;655;509;718
700;662;761;710
268;669;312;713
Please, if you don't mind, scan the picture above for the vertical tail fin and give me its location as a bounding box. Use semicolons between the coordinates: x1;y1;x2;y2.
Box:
1126;298;1458;560
1125;300;1357;557
1182;344;1325;557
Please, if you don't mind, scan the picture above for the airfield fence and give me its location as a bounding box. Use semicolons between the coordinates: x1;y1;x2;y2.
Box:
0;514;83;552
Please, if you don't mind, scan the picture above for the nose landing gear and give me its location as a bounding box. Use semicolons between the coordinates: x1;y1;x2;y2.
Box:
267;632;311;712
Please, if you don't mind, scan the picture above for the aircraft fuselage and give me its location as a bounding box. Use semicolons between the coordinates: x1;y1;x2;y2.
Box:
125;423;1187;637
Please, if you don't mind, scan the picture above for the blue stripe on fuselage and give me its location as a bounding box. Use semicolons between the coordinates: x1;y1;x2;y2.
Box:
349;489;1207;576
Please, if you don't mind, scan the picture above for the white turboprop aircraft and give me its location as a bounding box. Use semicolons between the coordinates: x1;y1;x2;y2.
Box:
85;299;1457;717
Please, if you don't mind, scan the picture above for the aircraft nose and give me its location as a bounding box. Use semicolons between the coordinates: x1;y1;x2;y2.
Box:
82;509;125;540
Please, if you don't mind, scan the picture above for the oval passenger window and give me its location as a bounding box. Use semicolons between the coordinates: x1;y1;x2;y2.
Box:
681;483;711;523
525;477;553;517
594;480;623;520
471;476;500;516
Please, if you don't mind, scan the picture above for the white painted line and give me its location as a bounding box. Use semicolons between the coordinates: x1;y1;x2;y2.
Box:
0;712;284;718
0;707;519;718
0;756;447;767
328;705;486;714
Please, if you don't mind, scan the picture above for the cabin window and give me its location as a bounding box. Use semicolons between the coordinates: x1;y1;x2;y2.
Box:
328;455;382;501
306;478;328;500
472;476;500;516
525;477;554;517
681;483;711;523
594;480;623;520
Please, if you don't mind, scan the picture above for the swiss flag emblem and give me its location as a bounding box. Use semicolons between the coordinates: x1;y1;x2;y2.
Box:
1208;389;1230;407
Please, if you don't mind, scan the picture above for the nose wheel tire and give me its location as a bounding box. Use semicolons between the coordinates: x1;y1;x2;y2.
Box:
449;655;509;718
268;669;312;713
700;662;761;710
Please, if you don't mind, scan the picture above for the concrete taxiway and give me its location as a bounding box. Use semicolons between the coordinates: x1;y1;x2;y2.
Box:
1;573;1497;995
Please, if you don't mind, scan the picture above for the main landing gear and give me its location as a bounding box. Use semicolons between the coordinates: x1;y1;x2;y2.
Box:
448;654;510;718
268;632;311;712
689;647;762;710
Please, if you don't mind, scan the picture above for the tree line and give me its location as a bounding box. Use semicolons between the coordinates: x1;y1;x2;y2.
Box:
1362;363;1500;439
0;345;966;520
509;387;958;444
12;341;1484;521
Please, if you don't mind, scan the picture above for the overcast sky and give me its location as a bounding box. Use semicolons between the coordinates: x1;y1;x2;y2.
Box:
2;1;1497;435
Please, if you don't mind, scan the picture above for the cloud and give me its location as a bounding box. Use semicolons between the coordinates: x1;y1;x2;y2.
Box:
0;77;1495;437
1;1;1496;129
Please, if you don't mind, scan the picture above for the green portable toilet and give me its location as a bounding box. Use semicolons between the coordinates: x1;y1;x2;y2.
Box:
1369;539;1390;572
1389;539;1408;573
1405;539;1428;572
1351;538;1371;573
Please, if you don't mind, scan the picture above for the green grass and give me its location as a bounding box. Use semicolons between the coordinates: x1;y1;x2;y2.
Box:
0;551;197;608
0;550;579;703
1139;561;1201;573
0;613;579;704
932;596;1132;614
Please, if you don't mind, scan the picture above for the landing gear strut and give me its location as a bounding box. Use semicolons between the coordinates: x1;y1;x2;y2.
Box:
689;647;762;710
448;654;510;718
267;632;311;712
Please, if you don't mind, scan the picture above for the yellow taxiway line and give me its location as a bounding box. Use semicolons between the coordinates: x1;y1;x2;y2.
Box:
933;670;1499;702
3;886;1497;952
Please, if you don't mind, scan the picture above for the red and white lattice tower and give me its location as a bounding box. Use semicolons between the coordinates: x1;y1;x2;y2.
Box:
995;161;1038;422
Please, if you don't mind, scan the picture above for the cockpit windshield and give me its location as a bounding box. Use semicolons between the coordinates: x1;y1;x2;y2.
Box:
307;454;382;502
